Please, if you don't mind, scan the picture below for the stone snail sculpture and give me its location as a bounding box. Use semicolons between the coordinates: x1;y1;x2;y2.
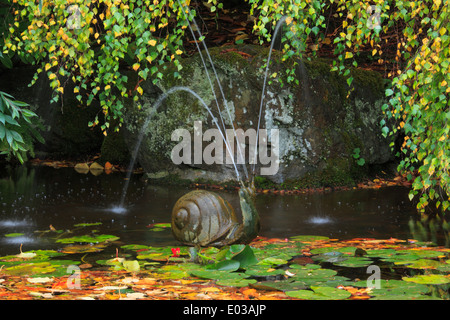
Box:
170;3;286;259
171;180;260;249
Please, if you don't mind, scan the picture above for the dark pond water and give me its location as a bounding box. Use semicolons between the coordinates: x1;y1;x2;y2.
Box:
0;165;447;256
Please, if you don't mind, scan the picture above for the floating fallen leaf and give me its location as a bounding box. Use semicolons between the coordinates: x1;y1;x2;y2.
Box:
94;285;128;291
29;292;54;299
124;292;147;300
27;277;53;283
104;162;114;170
74;163;89;174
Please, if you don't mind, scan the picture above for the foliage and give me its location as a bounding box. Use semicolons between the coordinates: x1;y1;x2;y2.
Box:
0;87;43;163
0;232;449;300
3;0;223;134
246;0;450;214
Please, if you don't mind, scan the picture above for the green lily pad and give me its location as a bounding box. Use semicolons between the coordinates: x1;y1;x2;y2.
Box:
5;233;25;237
121;244;150;250
333;257;373;268
402;274;450;285
191;269;250;281
122;260;140;273
310;246;358;255
257;257;289;266
245;265;285;277
437;263;450;273
216;278;257;287
74;222;102;227
365;249;397;258
56;234;119;244
312;251;347;263
396;249;444;259
251;280;309;291
230;245;258;268
289;266;338;279
290;235;329;242
286;286;351;300
289;263;321;270
208;259;240;271
395;259;444;269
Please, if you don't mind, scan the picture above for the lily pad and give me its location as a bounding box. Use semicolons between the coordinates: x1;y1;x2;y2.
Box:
257;257;289;266
289;266;338;279
251;280;309;291
312;251;348;263
208;259;240;271
310;246;358;255
56;234;119;244
191;269;250;281
216;278;257;287
395;259;444;269
286;286;351;300
290;235;329;242
5;233;25;237
333;257;373;268
402;274;450;285
74;222;102;227
230;245;258;269
121;244;150;250
245;265;285;277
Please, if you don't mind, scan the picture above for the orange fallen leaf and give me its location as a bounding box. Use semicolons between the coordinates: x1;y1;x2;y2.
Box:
242;288;258;297
104;162;114;170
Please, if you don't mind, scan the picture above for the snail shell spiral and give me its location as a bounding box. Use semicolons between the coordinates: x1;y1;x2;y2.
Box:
171;190;240;247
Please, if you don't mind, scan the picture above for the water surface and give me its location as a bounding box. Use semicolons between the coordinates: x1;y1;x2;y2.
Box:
0;165;444;256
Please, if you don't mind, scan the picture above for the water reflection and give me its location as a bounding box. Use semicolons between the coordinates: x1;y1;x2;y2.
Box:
0;165;448;256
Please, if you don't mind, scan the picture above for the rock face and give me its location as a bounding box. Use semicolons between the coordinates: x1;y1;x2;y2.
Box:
124;44;393;185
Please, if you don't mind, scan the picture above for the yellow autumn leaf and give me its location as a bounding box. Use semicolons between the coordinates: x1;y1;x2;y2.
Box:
137;86;143;95
441;80;447;87
132;63;140;71
105;85;111;90
285;17;293;25
175;49;183;55
74;87;79;93
439;27;446;36
148;39;157;46
372;49;377;56
56;87;64;94
345;52;353;59
95;32;99;39
45;63;51;71
48;73;56;80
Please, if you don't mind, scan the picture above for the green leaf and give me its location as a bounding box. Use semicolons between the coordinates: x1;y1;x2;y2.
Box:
56;234;119;244
402;274;450;285
208;259;240;271
5;233;25;237
286;286;351;300
231;245;258;268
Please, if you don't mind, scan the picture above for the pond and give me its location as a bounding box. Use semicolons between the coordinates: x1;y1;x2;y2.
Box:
0;165;447;257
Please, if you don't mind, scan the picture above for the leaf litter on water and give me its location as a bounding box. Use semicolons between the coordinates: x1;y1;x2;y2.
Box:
0;234;448;300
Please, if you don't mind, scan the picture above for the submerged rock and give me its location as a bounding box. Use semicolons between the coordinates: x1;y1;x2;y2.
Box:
124;44;393;186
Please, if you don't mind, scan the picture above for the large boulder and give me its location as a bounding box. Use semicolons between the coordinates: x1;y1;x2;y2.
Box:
124;44;393;186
